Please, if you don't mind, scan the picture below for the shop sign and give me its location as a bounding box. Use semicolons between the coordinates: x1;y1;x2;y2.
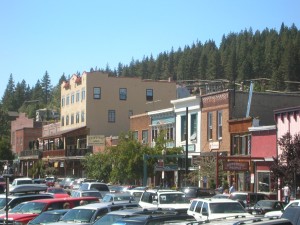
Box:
223;161;249;171
87;135;105;146
209;141;219;150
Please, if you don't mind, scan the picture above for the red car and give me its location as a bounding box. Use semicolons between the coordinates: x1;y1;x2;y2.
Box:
46;187;70;198
0;197;99;225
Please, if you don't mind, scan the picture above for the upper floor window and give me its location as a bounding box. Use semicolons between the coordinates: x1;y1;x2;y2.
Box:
231;134;250;155
81;88;86;101
66;95;70;105
166;127;174;140
133;131;138;140
152;129;158;142
76;112;80;123
146;89;153;101
108;110;116;123
81;111;85;122
71;114;74;124
181;115;187;142
76;91;80;102
71;93;75;104
61;97;65;107
217;111;223;139
119;88;127;100
94;87;101;99
61;116;64;126
207;112;213;140
190;113;197;141
66;115;69;125
142;130;148;144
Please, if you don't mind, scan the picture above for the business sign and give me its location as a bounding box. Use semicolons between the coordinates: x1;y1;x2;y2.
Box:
209;141;219;150
223;161;249;171
87;135;105;146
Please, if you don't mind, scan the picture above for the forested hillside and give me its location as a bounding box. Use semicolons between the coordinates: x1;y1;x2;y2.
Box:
1;23;300;117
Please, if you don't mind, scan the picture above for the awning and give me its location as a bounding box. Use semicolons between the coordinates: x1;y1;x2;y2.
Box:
40;126;87;140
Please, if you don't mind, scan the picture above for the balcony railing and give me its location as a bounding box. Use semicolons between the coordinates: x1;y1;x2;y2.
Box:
43;149;65;158
42;148;92;158
20;150;42;157
66;148;92;157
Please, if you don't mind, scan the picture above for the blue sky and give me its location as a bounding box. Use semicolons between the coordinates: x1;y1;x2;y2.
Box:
0;0;299;98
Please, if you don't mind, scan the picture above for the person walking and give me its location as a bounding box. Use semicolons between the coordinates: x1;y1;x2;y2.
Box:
282;184;290;204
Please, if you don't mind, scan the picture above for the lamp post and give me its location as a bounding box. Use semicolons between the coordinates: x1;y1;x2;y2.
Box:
162;149;166;188
3;163;13;225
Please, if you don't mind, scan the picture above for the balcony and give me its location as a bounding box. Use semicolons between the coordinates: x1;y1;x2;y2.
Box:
43;149;65;158
42;148;93;159
66;148;92;157
20;150;42;159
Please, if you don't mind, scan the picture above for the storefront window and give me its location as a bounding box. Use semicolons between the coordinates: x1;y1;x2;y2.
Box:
257;172;270;192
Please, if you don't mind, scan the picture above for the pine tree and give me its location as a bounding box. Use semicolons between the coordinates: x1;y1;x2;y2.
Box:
41;71;52;105
1;74;17;111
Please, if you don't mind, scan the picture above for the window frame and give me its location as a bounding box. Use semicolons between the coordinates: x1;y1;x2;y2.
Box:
93;87;101;99
217;111;223;140
119;88;127;100
207;112;213;140
146;89;153;101
108;110;116;123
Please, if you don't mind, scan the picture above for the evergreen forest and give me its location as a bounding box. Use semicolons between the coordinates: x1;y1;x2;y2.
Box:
1;23;300;120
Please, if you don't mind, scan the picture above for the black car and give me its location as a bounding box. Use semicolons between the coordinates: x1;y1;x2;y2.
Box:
111;214;195;225
180;187;215;200
248;200;286;215
229;192;270;208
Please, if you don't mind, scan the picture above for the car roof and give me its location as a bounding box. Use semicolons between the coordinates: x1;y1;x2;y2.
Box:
144;189;184;194
191;198;238;203
14;177;32;180
0;193;52;199
41;209;70;214
71;202;129;210
30;196;98;203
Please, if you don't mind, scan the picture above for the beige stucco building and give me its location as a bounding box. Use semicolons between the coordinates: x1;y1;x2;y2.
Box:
60;72;177;137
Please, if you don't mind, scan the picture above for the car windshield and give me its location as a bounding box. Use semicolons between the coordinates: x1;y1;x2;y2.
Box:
9;202;27;213
230;194;247;201
29;212;64;224
210;202;246;213
20;202;46;214
82;192;101;198
159;193;190;204
17;180;33;185
257;201;274;207
61;209;96;223
0;198;12;209
102;195;132;202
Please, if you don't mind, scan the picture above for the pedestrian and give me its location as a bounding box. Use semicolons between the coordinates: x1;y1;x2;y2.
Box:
282;184;290;204
229;182;236;194
63;202;70;209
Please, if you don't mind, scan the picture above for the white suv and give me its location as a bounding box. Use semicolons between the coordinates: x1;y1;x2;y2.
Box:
187;198;253;221
139;189;190;211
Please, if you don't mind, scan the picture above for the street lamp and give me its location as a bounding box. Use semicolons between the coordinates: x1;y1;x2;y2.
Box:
3;163;13;225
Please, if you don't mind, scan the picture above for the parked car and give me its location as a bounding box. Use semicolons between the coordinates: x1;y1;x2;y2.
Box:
47;187;70;198
281;206;300;225
45;177;56;187
265;199;300;218
28;209;70;225
248;200;286;215
71;190;102;199
187;198;253;221
0;197;100;225
229;191;270;208
80;182;110;197
180;187;215;200
49;201;140;225
59;178;74;189
9;177;33;191
102;193;134;203
139;189;190;213
93;207;182;225
110;214;195;225
0;192;53;213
